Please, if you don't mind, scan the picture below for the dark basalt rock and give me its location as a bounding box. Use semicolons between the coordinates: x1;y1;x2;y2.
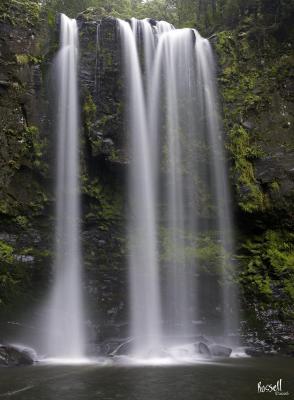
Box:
148;19;157;26
209;344;232;357
244;347;265;357
196;340;232;358
241;119;254;130
0;0;54;333
197;342;211;357
76;11;128;342
0;344;36;367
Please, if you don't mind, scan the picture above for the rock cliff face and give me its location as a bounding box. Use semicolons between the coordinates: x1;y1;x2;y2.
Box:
0;2;293;352
214;29;294;220
214;22;294;351
0;5;129;343
77;13;128;341
0;0;53;329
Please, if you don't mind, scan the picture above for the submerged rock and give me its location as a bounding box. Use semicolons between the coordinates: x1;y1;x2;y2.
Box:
0;344;36;367
196;341;232;358
209;344;232;357
243;345;278;357
244;347;264;357
197;342;211;357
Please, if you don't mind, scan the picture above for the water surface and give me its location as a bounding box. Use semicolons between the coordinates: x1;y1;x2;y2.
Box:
0;357;293;399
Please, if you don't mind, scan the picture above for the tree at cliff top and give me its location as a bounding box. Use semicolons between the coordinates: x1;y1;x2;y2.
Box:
43;0;134;18
41;0;294;32
42;0;178;23
171;0;294;31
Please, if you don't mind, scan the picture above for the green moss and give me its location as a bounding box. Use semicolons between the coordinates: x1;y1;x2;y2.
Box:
28;189;48;215
83;94;96;116
108;147;120;162
238;230;294;319
228;124;266;213
214;29;292;213
0;241;14;264
24;125;48;173
15;215;29;228
16;54;43;65
83;94;97;130
270;181;280;192
160;228;231;277
0;241;15;306
0;0;41;27
82;176;123;222
195;235;231;275
15;54;30;65
97;114;115;129
100;47;114;69
46;7;55;28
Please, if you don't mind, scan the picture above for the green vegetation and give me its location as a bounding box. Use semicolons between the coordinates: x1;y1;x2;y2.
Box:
161;228;232;277
16;54;43;65
83;94;97;134
0;241;17;306
24;126;48;173
82;176;123;222
228;124;266;212
0;238;52;307
0;0;41;27
238;230;294;319
215;16;293;212
42;0;177;22
15;216;29;229
171;0;294;32
41;0;294;30
0;241;14;265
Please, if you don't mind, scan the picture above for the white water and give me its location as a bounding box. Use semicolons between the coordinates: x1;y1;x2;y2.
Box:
194;31;238;338
45;14;86;359
118;19;162;356
155;29;199;338
119;19;238;355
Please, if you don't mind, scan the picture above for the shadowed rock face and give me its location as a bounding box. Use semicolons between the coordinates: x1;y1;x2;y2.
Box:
77;13;128;343
0;1;54;330
77;14;126;164
0;7;129;345
214;23;294;352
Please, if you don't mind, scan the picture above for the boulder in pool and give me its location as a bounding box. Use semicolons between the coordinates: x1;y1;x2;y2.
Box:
197;342;211;357
0;344;36;367
209;344;232;357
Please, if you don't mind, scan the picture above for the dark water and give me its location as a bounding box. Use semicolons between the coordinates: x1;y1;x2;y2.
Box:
0;358;293;399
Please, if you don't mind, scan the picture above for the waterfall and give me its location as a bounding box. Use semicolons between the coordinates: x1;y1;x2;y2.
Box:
194;31;238;338
118;19;162;356
155;29;199;340
119;18;238;355
45;14;86;359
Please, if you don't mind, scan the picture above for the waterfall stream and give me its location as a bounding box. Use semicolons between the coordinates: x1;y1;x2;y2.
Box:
119;18;238;356
40;15;238;362
119;19;162;356
45;14;86;360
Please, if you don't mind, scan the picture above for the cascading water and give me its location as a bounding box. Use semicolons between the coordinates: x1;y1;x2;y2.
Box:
154;28;199;340
45;14;86;359
118;19;162;356
119;18;238;357
194;32;238;339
